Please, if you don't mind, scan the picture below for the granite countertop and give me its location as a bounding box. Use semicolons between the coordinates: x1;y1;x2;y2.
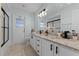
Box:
33;32;79;51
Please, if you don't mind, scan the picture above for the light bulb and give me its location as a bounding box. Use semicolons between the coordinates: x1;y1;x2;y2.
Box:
39;13;42;17
44;12;47;15
41;11;45;16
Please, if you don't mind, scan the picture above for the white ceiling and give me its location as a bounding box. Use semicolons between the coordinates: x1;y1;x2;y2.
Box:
41;3;71;19
2;3;71;17
5;3;44;14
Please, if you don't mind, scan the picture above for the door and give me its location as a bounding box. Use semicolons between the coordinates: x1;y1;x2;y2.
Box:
13;15;25;44
45;40;54;56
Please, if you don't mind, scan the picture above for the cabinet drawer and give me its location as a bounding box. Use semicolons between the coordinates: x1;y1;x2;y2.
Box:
36;38;41;46
36;42;41;55
36;41;41;45
36;43;40;47
36;39;41;43
36;47;41;55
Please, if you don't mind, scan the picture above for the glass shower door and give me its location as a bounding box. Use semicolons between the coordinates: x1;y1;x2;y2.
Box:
1;8;9;47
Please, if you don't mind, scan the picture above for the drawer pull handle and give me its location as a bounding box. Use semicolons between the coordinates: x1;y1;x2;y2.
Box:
56;46;58;54
50;44;52;51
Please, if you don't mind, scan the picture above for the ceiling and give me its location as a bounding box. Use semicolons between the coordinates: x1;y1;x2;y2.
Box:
2;3;71;18
4;3;44;14
41;3;71;19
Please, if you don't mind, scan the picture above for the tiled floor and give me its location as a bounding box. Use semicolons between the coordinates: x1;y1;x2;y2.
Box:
5;42;38;56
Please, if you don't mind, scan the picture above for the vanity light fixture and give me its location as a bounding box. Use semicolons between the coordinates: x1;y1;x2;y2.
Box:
38;8;48;17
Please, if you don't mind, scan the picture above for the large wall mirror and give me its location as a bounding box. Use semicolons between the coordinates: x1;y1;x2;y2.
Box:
47;19;61;33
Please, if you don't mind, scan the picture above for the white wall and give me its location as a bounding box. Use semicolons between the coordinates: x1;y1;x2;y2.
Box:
34;16;42;31
61;4;79;32
60;5;72;32
72;9;79;33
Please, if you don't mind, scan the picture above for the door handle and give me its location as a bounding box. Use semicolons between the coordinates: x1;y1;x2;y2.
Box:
56;46;58;54
50;44;52;51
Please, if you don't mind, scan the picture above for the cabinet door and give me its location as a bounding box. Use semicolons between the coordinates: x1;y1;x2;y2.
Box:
45;40;54;56
54;43;79;56
53;43;60;56
41;39;54;56
58;44;79;56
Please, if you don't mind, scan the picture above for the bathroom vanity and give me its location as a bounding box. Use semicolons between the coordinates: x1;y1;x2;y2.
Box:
30;32;79;56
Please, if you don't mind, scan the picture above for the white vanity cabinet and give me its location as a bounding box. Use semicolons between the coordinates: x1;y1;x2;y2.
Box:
31;34;79;56
35;37;42;55
41;39;54;56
